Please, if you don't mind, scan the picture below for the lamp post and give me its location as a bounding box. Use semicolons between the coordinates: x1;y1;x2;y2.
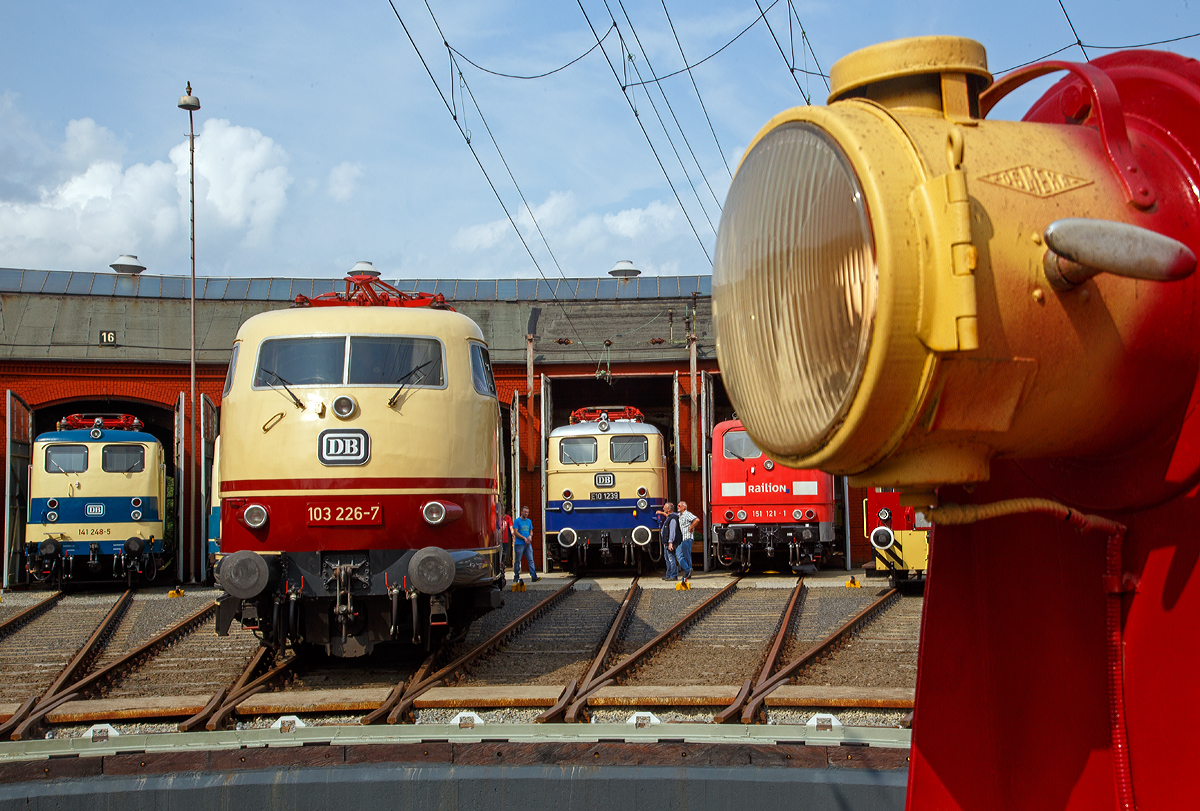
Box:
178;82;200;584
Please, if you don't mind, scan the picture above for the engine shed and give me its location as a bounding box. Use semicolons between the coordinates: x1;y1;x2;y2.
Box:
0;266;874;581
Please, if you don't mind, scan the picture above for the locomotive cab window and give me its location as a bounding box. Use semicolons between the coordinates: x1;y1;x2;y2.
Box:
252;335;445;389
560;437;597;465
103;444;145;473
611;436;649;464
723;430;763;460
254;337;345;387
45;444;87;473
223;343;240;396
469;343;497;397
349;337;444;387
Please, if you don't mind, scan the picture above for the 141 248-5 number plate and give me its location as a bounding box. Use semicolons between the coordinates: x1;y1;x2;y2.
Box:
590;492;620;501
306;503;383;526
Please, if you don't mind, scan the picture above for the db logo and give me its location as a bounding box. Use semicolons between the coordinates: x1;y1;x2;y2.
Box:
318;429;371;466
85;503;104;517
594;472;616;488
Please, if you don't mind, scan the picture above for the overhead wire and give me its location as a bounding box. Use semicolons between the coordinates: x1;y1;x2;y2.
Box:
788;0;829;93
661;0;732;178
446;26;616;79
1056;0;1091;61
387;0;597;361
612;0;723;217
577;0;713;265
752;0;810;103
993;30;1200;74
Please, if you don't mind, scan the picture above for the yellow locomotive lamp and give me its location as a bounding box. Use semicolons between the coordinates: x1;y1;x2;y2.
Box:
213;271;504;657
24;414;167;586
713;36;1200;809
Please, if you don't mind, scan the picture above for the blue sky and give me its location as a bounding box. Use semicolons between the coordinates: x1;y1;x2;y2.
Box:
1;0;1197;280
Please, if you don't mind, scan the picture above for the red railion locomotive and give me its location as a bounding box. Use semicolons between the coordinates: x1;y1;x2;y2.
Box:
710;419;842;574
213;273;504;657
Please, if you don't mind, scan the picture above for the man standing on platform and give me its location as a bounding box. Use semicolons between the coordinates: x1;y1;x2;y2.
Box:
661;502;680;581
676;500;698;585
513;505;539;583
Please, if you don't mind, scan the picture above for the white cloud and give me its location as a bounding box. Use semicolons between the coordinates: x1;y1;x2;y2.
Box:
327;161;363;203
603;200;677;239
0;114;291;269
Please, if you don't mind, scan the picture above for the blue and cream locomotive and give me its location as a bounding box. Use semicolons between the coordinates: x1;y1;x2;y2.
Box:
25;414;166;585
545;406;668;573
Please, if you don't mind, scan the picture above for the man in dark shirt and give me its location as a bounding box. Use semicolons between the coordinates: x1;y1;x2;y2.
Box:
660;502;680;581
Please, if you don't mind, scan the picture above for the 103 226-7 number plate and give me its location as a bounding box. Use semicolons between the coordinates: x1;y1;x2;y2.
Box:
306;503;383;526
590;492;620;501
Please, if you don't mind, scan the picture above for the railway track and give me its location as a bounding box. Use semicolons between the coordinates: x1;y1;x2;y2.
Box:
1;576;923;738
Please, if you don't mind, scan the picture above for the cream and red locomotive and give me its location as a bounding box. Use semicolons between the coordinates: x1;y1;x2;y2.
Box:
710;419;841;574
213;274;504;656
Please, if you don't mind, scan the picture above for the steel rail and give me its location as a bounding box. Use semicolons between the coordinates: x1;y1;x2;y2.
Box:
380;577;580;724
11;600;217;740
40;590;133;701
739;588;900;724
0;592;63;640
0;590;132;739
563;577;741;723
537;579;640;723
712;578;805;724
205;652;300;731
178;646;272;733
360;646;440;726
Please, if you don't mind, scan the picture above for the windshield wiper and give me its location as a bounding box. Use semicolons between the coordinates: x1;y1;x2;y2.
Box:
49;460;71;475
726;448;746;461
388;359;435;407
261;368;305;410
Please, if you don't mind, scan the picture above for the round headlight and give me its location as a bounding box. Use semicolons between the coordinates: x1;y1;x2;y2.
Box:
47;498;58;509
46;511;58;523
562;489;573;500
806;509;815;519
131;509;142;521
870;526;896;550
637;487;647;497
793;509;802;521
725;510;734;521
713;122;876;462
131;497;142;508
244;504;269;529
637;498;648;510
562;501;574;513
764;460;774;470
736;509;747;521
878;507;892;521
559;527;578;548
332;395;358;419
90;428;103;439
422;501;447;525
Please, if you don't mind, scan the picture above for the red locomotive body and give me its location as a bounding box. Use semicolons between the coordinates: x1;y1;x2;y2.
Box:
710;419;841;574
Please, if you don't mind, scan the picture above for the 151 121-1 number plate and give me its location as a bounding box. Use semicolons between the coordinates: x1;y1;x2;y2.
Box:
306;504;383;526
590;492;620;501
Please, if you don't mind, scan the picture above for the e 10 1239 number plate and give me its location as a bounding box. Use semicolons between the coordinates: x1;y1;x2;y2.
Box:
306;503;383;526
590;492;620;501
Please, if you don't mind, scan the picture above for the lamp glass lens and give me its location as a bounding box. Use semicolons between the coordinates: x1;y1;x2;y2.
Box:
713;122;876;460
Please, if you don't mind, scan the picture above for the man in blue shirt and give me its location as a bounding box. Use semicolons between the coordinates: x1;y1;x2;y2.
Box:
513;505;539;583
